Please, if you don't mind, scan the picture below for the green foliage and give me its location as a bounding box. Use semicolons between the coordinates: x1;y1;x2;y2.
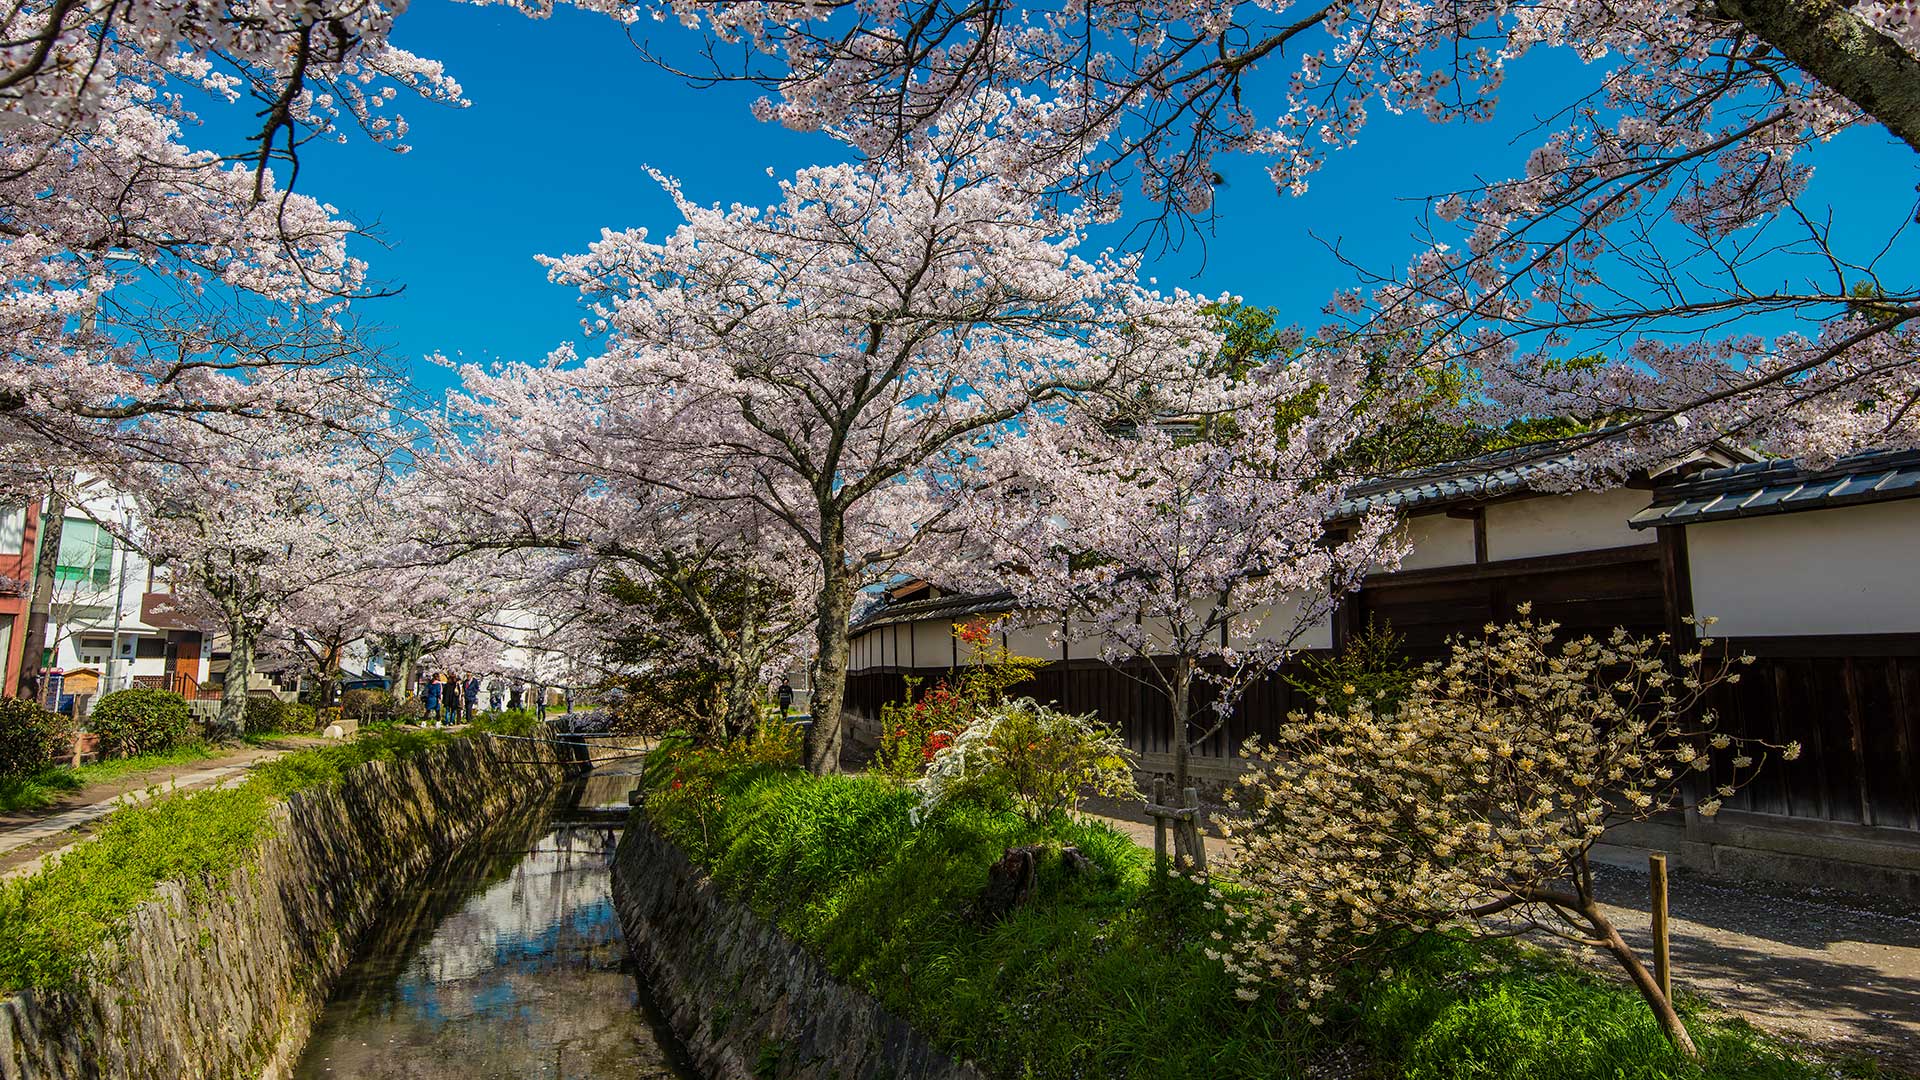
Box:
0;697;74;777
600;564;788;741
243;698;320;737
916;697;1138;825
643;756;1840;1080
469;710;539;738
1207;300;1615;476
0;743;223;812
874;619;1045;782
0;726;459;990
243;695;285;735
87;689;192;757
337;689;394;725
1285;619;1418;714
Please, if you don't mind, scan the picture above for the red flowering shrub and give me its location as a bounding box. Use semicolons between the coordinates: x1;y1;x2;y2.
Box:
873;618;1044;782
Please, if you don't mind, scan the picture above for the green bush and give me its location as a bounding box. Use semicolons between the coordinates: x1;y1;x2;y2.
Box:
283;702;318;732
244;697;320;735
641;749;1840;1080
0;698;74;778
338;688;393;725
87;689;191;758
242;695;285;735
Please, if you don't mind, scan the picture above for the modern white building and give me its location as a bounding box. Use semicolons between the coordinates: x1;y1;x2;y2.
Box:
40;483;211;705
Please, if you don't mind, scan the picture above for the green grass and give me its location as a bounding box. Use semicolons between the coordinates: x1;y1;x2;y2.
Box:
643;754;1859;1080
0;743;223;813
0;726;461;990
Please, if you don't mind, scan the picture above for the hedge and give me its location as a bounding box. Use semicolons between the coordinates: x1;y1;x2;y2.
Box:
87;689;191;758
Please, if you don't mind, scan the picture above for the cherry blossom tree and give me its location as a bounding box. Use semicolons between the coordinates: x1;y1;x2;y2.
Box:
948;361;1403;856
626;0;1920;463
122;386;395;736
496;111;1225;771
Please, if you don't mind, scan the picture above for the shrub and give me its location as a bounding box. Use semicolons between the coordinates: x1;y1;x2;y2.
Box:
0;698;74;778
283;702;319;732
87;689;191;758
874;618;1045;781
914;697;1137;825
1220;611;1787;1054
243;695;286;735
338;688;394;725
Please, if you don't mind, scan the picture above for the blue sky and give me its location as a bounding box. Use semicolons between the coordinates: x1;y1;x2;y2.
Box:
212;0;1920;400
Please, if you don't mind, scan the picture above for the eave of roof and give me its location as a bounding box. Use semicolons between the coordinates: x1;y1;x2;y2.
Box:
849;589;1016;633
1628;449;1920;529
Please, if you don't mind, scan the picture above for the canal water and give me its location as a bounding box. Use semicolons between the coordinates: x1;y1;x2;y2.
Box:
291;767;698;1080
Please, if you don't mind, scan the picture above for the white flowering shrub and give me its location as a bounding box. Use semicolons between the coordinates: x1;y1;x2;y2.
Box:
914;697;1139;825
1215;608;1797;1055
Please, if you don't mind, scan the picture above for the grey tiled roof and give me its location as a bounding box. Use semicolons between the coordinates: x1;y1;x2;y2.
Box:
850;589;1016;633
1629;449;1920;529
1334;439;1597;518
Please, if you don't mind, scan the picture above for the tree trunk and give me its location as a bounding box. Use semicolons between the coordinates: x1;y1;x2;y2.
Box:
1716;0;1920;154
216;627;254;740
804;529;855;775
1170;659;1200;866
1579;894;1700;1058
14;489;64;700
392;648;416;702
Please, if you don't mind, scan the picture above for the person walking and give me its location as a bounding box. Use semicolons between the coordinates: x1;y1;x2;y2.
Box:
777;677;795;718
423;674;444;725
464;676;481;722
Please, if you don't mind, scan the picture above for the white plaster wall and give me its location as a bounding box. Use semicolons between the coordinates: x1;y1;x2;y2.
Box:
1485;488;1652;561
913;620;959;667
1231;596;1335;651
1686;500;1920;636
1397;513;1477;571
1003;621;1058;662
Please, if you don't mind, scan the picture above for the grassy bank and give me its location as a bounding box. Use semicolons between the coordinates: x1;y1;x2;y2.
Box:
0;743;223;813
0;727;461;990
642;750;1859;1080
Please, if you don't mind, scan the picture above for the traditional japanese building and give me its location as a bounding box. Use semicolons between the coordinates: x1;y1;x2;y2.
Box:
844;442;1920;894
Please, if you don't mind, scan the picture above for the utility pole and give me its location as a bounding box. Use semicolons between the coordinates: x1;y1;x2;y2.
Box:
15;482;65;700
102;495;131;694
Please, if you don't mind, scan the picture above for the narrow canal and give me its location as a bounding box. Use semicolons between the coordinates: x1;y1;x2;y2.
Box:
292;767;698;1080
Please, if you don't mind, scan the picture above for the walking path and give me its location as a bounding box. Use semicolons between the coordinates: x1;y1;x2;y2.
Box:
0;739;322;878
1081;801;1920;1073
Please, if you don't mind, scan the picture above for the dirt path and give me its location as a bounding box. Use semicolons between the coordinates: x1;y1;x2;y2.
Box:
0;736;326;877
1080;800;1920;1074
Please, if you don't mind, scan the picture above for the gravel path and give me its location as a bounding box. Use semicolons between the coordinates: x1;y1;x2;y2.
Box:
1081;800;1920;1073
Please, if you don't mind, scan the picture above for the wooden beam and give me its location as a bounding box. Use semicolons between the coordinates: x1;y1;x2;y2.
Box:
1657;525;1696;642
1363;543;1658;588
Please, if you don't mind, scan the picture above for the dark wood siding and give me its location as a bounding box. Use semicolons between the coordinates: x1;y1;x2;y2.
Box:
1708;639;1920;831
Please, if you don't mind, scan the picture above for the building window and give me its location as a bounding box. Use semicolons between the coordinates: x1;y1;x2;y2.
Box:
0;505;24;557
55;520;115;589
75;636;114;666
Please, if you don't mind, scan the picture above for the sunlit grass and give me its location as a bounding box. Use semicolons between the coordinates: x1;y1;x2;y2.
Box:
643;753;1858;1080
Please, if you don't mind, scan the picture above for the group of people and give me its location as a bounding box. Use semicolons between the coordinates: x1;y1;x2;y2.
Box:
418;673;527;725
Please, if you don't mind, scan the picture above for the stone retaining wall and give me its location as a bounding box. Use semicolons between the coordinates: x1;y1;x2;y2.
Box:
0;732;577;1080
612;819;989;1080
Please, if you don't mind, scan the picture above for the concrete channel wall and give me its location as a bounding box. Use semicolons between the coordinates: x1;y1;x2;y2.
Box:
0;732;578;1080
611;818;988;1080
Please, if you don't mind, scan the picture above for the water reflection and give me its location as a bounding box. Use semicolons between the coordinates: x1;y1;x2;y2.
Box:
293;785;694;1080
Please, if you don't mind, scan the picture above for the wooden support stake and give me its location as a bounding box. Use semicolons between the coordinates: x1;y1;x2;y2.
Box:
1650;852;1672;1003
1152;778;1168;879
1183;786;1206;872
